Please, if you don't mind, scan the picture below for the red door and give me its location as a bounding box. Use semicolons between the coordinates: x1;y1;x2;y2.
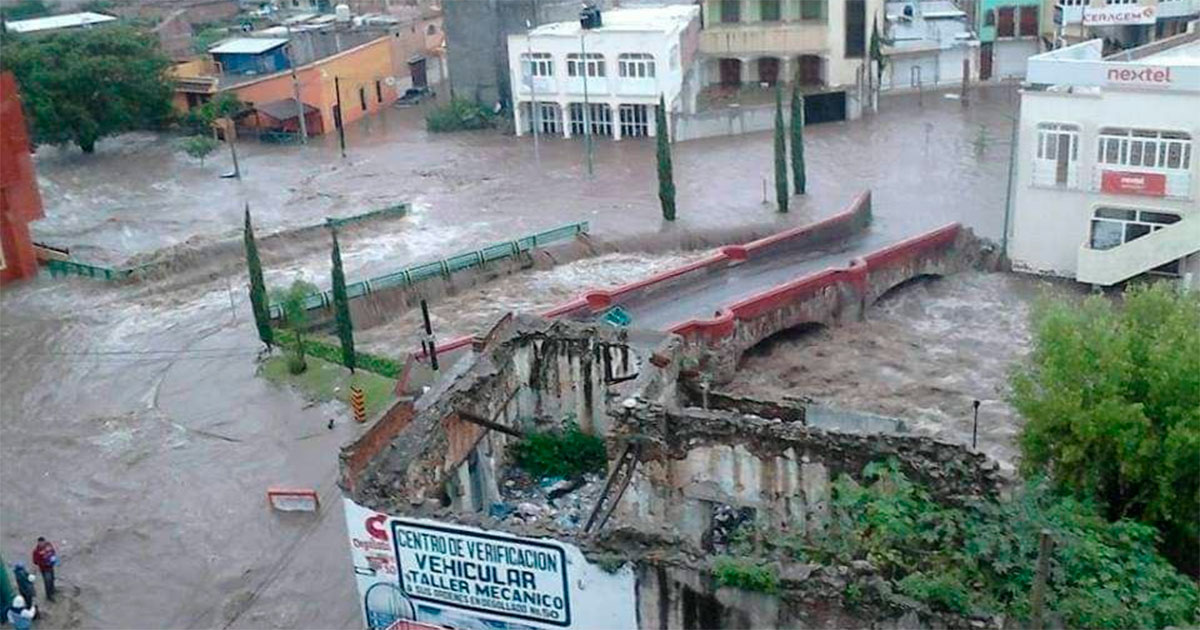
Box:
980;43;993;80
719;58;742;86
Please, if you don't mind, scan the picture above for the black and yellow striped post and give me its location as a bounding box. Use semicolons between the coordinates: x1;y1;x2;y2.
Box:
350;386;366;423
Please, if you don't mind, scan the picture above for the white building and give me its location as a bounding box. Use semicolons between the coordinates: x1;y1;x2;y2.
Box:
883;0;979;90
507;5;701;141
3;11;116;34
1010;32;1200;288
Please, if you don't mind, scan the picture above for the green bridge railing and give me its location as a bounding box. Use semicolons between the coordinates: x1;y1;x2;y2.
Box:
268;221;590;320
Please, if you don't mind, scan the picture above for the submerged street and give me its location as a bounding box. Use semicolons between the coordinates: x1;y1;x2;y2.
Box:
2;86;1021;628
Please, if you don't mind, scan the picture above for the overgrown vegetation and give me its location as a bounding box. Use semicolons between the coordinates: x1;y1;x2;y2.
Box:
713;557;779;594
1011;282;1200;573
723;460;1197;628
511;422;606;480
272;329;402;379
180;92;244;136
426;98;496;132
0;0;48;21
3;26;173;152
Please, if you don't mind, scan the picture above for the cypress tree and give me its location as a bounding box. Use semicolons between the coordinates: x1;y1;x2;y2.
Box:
329;226;356;373
773;85;789;213
244;204;273;348
790;84;806;195
655;95;676;222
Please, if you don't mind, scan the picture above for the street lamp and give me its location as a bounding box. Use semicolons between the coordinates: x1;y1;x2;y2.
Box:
579;28;594;178
525;20;541;166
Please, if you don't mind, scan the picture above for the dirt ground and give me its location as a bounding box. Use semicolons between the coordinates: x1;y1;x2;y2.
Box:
2;85;1021;629
726;272;1083;471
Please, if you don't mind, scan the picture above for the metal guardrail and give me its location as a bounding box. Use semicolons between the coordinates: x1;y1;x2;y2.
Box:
269;222;590;320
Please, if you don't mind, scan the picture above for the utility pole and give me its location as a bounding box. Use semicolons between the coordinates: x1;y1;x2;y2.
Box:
222;119;241;179
579;30;594;178
526;21;541;166
420;299;439;372
1001;114;1018;259
334;75;347;158
285;24;308;143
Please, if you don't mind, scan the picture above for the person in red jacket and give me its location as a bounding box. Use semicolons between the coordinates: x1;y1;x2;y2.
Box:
30;538;56;603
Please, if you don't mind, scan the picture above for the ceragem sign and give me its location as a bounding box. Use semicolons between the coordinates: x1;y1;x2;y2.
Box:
1082;4;1156;26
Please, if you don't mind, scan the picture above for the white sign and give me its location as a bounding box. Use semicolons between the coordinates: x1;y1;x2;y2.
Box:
1082;4;1156;26
343;498;638;630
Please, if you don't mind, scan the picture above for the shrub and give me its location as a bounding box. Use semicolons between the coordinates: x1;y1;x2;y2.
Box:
286;352;307;375
272;329;402;378
426;98;495;133
181;135;219;165
713;557;779;594
511;423;606;479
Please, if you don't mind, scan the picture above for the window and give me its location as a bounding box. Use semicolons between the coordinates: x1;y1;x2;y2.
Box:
427;24;437;35
1106;0;1137;4
522;52;554;78
761;0;782;21
721;0;741;23
1035;123;1080;187
1018;6;1038;36
568;103;613;136
1097;128;1192;171
800;0;827;20
535;103;561;134
619;104;651;137
618;53;655;78
567;53;605;78
984;9;995;26
359;86;367;112
1090;208;1183;274
845;0;866;57
375;80;383;103
996;7;1015;37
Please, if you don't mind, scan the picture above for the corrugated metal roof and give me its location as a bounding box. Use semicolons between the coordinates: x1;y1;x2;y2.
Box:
4;11;116;33
209;37;289;55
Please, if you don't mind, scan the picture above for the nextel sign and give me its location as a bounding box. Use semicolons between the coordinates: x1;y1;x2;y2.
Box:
1106;66;1172;87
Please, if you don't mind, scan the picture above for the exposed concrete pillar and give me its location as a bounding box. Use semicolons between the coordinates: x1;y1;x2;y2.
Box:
514;101;525;137
562;101;572;138
612;103;622;141
781;56;794;84
740;56;754;83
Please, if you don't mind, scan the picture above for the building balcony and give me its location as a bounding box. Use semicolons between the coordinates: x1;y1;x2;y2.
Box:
1031;159;1081;190
1157;0;1200;19
1077;212;1200;285
1090;165;1192;200
699;22;829;56
614;77;658;97
516;76;557;97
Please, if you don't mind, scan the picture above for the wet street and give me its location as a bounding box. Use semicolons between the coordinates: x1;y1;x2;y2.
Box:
1;85;1020;628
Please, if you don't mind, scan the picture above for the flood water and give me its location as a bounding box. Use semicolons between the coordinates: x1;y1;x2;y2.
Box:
2;85;1022;628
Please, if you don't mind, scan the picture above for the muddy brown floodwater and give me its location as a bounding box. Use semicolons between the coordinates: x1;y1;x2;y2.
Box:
3;85;1021;629
726;272;1083;472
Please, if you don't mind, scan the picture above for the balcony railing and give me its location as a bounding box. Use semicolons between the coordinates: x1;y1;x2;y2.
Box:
1077;213;1200;285
1030;159;1081;190
699;22;829;56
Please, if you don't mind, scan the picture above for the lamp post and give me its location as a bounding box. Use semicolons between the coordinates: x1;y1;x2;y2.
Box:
526;20;541;166
284;23;308;143
579;28;594;178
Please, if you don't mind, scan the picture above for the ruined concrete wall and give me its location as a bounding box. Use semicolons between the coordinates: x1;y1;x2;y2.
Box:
339;399;416;494
613;406;1001;550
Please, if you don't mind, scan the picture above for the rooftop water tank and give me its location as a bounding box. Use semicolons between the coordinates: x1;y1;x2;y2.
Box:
580;4;602;29
335;3;351;22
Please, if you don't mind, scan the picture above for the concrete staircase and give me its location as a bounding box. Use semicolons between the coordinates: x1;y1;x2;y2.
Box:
1076;213;1200;286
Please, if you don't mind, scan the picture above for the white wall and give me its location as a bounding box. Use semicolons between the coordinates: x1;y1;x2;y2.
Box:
1011;87;1200;280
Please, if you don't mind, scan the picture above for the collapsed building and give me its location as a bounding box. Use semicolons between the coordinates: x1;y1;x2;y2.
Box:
338;214;1004;630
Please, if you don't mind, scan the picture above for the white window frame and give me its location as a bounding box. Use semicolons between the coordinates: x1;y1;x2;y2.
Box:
536;102;561;134
1033;122;1080;188
567;53;606;78
618;104;651;137
618;53;655;79
1097;128;1192;171
522;52;554;78
568;103;612;136
1089;207;1183;274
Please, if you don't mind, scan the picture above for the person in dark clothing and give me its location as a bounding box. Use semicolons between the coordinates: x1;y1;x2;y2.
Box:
31;539;56;603
9;567;32;611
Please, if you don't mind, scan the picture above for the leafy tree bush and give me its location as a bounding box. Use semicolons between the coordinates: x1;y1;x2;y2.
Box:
328;228;356;373
181;135;219;165
772;85;788;213
655;95;676;221
3;26;174;153
511;423;606;480
243;206;273;348
713;557;779;594
0;0;48;21
426;98;495;132
791;460;1198;628
1011;282;1200;572
181;92;244;135
272;329;401;378
272;280;319;374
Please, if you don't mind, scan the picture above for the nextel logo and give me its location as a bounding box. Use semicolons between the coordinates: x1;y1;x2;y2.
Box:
1107;66;1172;85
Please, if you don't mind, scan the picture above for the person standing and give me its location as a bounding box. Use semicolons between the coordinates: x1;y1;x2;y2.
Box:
9;567;32;612
30;539;56;603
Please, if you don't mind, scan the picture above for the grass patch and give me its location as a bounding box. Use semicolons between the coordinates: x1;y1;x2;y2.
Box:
511;422;607;480
260;354;396;418
713;557;780;594
273;329;403;378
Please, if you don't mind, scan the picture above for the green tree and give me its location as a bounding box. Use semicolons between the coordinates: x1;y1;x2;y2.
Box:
1011;282;1200;573
773;85;788;213
244;205;273;349
182;92;244;135
655;95;676;222
181;135;219;166
329;226;356;373
3;26;173;153
789;85;806;195
273;279;318;375
0;0;49;21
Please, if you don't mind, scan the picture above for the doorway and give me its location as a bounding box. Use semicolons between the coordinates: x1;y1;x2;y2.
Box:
409;57;428;88
719;58;742;86
980;43;993;80
757;57;780;85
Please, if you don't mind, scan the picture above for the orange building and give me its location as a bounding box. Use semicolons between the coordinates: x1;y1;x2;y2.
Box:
174;31;405;137
0;72;45;286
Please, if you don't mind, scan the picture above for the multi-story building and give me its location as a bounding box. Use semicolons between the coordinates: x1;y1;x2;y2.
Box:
694;0;882;119
507;5;701;141
882;0;979;90
1053;0;1200;48
975;0;1044;78
1009;32;1200;288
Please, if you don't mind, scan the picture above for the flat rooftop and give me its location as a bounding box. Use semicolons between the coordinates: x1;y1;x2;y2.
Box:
1139;39;1200;66
4;11;116;33
209;37;289;55
529;5;699;37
